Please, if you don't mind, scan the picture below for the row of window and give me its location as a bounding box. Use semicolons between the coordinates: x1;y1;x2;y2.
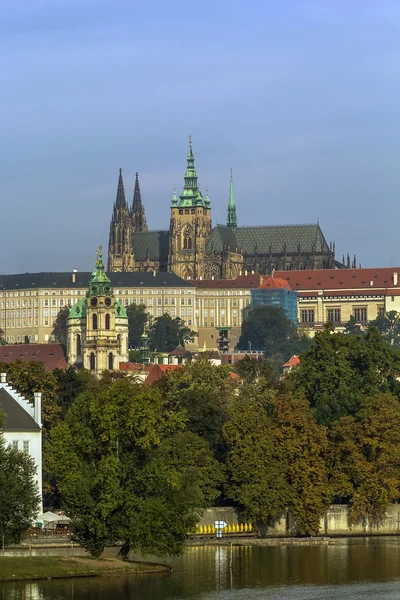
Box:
300;307;378;324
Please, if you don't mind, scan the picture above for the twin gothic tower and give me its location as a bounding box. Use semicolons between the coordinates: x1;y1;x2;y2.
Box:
107;139;337;278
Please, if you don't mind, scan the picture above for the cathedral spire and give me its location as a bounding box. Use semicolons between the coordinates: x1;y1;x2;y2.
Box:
132;172;142;210
131;172;147;232
115;168;127;208
227;168;237;229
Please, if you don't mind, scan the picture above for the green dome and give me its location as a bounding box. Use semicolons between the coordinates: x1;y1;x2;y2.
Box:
67;298;87;320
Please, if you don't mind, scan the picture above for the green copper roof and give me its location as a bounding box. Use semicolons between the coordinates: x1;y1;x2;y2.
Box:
90;247;111;285
176;136;208;208
115;300;128;319
227;169;237;229
67;298;87;320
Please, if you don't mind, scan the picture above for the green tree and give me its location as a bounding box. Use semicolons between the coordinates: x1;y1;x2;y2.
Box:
51;306;69;346
126;303;148;348
343;315;363;336
328;394;400;528
288;327;400;426
224;386;330;537
53;367;91;416
237;305;311;360
156;356;235;455
148;314;197;352
235;355;280;386
49;377;221;557
369;311;400;345
0;415;40;546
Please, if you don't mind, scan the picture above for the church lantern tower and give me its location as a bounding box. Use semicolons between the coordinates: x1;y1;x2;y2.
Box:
107;169;134;272
67;247;129;376
168;136;212;279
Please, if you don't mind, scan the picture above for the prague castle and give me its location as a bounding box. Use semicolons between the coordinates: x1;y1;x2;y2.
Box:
107;137;340;279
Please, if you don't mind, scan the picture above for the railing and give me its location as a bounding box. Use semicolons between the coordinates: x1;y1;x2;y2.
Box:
195;523;253;535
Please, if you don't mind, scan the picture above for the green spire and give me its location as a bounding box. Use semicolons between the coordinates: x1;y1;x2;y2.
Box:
171;186;178;205
176;135;205;208
90;246;111;284
227;168;237;228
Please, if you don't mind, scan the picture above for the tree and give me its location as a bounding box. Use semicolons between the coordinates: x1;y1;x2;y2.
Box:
51;306;69;346
0;415;40;546
148;314;197;352
224;385;330;537
156;356;236;456
48;377;222;557
343;316;363;336
237;305;312;360
235;355;280;386
369;311;400;345
328;394;400;528
52;367;91;416
287;327;400;426
126;303;148;349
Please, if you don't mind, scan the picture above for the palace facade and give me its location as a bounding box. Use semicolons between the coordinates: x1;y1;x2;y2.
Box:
107;139;340;279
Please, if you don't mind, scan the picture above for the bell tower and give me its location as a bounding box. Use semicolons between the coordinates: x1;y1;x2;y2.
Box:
67;247;129;376
168;136;212;279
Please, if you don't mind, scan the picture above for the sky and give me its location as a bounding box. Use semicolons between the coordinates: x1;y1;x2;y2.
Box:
1;0;400;273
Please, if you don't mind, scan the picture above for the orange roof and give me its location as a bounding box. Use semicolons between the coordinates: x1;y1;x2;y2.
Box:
145;363;181;385
0;344;67;371
119;362;152;372
260;276;292;290
282;355;300;368
275;268;400;292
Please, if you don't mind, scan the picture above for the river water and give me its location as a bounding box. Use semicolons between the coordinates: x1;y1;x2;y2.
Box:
3;538;400;599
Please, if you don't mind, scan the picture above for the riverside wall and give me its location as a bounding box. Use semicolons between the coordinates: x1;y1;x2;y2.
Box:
198;505;400;536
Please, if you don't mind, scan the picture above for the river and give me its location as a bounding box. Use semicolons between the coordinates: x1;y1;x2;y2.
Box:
3;538;400;599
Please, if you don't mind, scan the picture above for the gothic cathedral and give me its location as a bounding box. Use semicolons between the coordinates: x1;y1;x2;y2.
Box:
107;138;339;277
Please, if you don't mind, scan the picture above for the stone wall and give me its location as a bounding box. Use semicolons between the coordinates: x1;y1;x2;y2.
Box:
199;505;400;535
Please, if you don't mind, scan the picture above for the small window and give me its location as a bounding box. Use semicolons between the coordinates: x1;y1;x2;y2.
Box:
12;441;19;451
23;441;29;454
105;314;110;330
179;210;183;215
92;314;98;329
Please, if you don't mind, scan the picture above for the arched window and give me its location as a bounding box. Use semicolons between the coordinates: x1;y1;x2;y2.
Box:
105;314;110;330
76;334;81;356
92;314;98;330
90;352;95;371
183;237;192;250
108;353;114;370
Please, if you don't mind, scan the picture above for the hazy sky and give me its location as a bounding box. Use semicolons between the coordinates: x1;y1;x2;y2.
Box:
1;0;400;273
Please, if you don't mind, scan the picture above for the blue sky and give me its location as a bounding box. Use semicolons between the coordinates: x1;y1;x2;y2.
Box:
1;0;400;272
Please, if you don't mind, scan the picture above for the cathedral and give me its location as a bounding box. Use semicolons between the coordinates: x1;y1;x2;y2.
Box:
107;138;339;279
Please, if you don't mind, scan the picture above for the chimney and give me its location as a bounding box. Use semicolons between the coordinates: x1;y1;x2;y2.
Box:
244;270;248;276
370;281;374;287
394;272;398;286
34;392;42;426
0;373;6;384
153;355;159;364
171;357;178;365
72;269;77;283
162;357;168;365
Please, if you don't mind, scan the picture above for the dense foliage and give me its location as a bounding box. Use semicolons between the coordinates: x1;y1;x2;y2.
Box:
0;415;40;546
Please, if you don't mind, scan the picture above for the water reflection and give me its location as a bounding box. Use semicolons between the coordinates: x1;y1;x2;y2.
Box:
3;539;400;600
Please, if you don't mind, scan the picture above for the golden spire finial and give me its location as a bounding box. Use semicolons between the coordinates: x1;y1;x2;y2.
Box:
99;245;103;257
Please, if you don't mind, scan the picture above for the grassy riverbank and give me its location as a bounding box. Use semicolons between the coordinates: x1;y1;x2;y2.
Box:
0;556;169;582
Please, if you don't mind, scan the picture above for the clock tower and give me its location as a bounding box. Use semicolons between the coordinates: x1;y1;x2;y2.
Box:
67;247;129;376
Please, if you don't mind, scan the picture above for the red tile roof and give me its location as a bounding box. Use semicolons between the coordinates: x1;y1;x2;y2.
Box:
275;268;400;292
282;355;300;368
260;276;292;290
145;363;181;385
119;362;152;372
0;344;68;371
